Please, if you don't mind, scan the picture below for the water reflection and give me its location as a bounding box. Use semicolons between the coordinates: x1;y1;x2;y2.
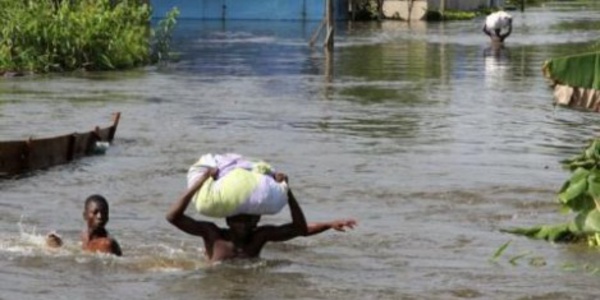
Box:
483;44;511;86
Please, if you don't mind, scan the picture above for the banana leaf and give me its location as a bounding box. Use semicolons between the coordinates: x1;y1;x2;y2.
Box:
543;52;600;111
543;51;600;90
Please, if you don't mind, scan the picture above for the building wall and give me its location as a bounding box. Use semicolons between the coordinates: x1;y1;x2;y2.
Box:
383;0;505;21
151;0;349;20
382;0;428;21
428;0;505;11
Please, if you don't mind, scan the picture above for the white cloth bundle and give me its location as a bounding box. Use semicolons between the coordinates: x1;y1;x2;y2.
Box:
187;153;289;218
485;11;512;32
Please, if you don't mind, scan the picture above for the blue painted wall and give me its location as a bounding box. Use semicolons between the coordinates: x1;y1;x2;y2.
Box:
151;0;348;20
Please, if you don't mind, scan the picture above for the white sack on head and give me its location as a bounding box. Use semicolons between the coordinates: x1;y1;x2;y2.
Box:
187;153;289;218
485;11;512;31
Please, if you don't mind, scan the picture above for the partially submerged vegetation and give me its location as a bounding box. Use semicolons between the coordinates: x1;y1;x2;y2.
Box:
0;0;179;75
504;139;600;247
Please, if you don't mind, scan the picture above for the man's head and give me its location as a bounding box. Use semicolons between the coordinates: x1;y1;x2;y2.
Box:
83;194;109;231
225;214;261;237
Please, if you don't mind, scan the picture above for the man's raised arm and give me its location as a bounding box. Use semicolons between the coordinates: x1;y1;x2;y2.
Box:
166;168;219;237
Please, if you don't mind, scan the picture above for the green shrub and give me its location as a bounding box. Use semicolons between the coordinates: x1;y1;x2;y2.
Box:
425;10;478;22
0;0;178;74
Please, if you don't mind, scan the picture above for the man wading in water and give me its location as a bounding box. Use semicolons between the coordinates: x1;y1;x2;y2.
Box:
166;168;357;262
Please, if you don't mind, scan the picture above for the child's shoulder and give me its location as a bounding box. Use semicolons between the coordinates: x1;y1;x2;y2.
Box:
85;236;121;255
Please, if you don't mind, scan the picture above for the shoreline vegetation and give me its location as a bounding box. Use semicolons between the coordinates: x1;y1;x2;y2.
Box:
0;0;179;76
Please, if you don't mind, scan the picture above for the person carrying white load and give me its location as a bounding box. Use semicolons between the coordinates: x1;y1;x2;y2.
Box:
166;168;357;263
483;11;513;43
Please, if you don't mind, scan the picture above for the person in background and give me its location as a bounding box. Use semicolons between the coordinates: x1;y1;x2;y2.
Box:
483;11;513;44
166;168;357;263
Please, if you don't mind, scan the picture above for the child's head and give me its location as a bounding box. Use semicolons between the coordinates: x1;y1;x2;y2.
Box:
226;214;261;237
83;194;110;231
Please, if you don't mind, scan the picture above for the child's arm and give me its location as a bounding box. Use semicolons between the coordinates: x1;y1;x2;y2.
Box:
166;168;220;238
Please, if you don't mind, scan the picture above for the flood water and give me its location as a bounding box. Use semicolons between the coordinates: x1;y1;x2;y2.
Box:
2;1;600;299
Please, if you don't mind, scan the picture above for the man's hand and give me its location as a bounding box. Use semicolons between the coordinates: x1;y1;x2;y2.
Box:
207;167;219;179
331;219;357;232
273;172;288;183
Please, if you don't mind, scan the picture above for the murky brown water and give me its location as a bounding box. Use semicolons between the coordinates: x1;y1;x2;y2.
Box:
2;1;600;299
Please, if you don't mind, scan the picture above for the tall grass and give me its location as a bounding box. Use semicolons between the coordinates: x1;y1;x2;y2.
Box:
0;0;177;74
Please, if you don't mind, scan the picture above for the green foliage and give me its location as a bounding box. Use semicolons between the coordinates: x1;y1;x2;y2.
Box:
490;240;511;261
351;0;381;21
0;0;180;74
152;7;180;63
501;223;577;242
559;139;600;213
504;138;600;247
425;10;478;22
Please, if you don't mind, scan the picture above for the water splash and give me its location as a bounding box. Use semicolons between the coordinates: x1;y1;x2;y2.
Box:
0;216;70;257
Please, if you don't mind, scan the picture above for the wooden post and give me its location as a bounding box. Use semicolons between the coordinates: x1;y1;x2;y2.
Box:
325;0;334;51
521;0;525;12
325;48;334;82
440;0;445;19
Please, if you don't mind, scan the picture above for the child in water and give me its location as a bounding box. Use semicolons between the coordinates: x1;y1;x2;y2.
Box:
81;194;122;256
45;194;122;256
166;168;357;263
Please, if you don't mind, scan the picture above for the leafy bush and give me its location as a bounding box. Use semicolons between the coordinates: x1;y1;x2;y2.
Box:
0;0;178;74
425;10;478;22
